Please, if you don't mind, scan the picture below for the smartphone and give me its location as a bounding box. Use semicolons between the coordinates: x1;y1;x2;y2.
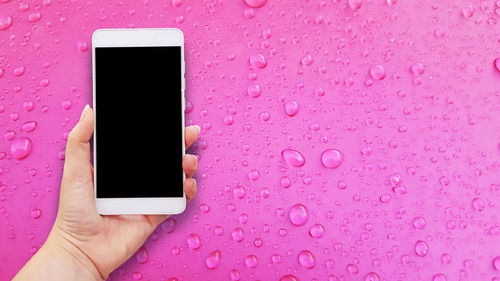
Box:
92;28;186;214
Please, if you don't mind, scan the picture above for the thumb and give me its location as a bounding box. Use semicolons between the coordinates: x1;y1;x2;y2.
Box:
62;105;94;185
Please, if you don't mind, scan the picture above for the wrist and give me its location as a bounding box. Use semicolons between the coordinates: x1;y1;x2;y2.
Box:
44;230;106;281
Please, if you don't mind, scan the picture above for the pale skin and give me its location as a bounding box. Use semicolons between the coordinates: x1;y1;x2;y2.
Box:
13;105;200;281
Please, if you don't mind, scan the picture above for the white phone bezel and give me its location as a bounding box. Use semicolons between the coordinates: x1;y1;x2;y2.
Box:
92;28;186;215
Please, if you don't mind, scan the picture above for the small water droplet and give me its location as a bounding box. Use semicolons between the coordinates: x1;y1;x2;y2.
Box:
300;55;313;65
22;121;37;132
161;218;176;233
244;255;258;268
347;263;359;274
321;149;344;169
28;12;42;23
411;63;425;75
280;275;299;281
415;240;429;257
494;57;500;72
247;83;262;98
232;227;244;242
289;203;309;226
282;148;305;167
13;66;25;77
233;186;246;199
298;250;315;269
492;256;500;271
461;5;474;18
30;208;41;219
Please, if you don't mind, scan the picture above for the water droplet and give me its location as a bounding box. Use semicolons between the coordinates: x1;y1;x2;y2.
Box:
244;0;266;8
432;274;447;281
205;250;221;269
410;63;425;75
300;55;313;65
284;100;299;116
28;12;42;23
232;227;244;242
233;186;246;199
461;5;474;18
348;0;362;10
298;250;315;268
0;16;13;30
282;148;305;167
30;208;41;219
11;137;32;159
132;272;143;280
187;233;201;250
441;253;452;264
161;218;176;233
364;272;380;281
244;255;258;268
321;149;344;169
22;121;37;132
369;65;386;80
492;256;500;271
280;275;299;281
309;224;325;238
136;247;149;264
472;198;485;211
289;203;309;226
249;54;267;68
247;83;262;98
13;66;25;77
347;263;359;274
77;41;89;52
412;217;426;229
415;240;429;257
494;57;500;72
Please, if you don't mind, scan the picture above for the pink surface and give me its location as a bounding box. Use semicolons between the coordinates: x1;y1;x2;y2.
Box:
1;0;500;280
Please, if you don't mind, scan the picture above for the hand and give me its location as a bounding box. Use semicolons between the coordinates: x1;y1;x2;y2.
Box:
14;105;200;280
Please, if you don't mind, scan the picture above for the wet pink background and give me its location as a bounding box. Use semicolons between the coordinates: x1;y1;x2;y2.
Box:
1;0;500;280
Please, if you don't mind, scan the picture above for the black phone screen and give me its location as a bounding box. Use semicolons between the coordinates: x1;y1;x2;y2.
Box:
95;46;183;198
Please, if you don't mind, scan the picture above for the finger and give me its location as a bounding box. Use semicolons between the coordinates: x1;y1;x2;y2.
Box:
62;105;94;184
185;125;200;149
184;178;197;202
182;154;197;178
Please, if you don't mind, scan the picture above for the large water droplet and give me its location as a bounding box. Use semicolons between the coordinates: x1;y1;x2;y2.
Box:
22;121;37;132
187;233;201;250
412;217;426;229
493;256;500;271
298;250;315;268
11;137;32;159
309;224;325;238
249;54;267;68
244;0;266;8
0;16;13;30
284;100;299;117
414;240;429;257
369;65;386;80
136;247;149;264
321;149;344;169
233;186;246;199
364;272;380;281
348;0;362;9
244;255;258;268
432;274;447;281
282;148;305;167
205;250;221;269
289;203;309;226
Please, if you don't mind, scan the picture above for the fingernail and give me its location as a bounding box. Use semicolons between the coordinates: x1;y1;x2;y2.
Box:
193;125;201;134
79;104;89;122
190;154;198;165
